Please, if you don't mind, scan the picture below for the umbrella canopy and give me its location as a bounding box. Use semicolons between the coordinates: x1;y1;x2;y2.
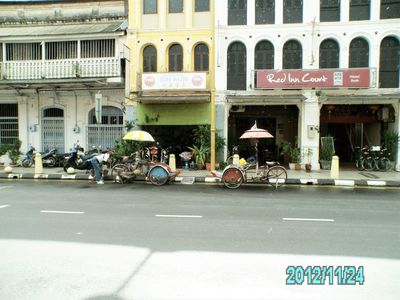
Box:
239;122;274;139
123;130;155;142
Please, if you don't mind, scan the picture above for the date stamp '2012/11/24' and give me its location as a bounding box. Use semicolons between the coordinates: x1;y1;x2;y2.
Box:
286;266;365;285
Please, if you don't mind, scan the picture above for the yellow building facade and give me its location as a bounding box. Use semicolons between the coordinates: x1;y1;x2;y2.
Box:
127;0;216;168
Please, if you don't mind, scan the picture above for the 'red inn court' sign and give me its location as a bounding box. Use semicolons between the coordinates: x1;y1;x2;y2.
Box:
255;69;371;89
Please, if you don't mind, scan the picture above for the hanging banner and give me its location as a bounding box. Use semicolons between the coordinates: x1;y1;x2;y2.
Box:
255;69;371;89
95;92;102;124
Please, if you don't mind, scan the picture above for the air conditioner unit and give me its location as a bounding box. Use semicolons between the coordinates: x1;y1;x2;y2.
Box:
230;105;245;112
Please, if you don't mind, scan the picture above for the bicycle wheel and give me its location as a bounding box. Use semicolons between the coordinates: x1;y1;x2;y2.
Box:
266;166;287;188
378;157;391;171
148;166;169;186
111;163;133;183
222;167;243;189
355;159;364;171
362;157;375;171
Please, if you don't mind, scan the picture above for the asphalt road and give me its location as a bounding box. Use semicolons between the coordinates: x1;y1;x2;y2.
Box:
0;180;399;300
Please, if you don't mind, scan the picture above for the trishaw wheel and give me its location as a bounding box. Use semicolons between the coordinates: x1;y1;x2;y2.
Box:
222;167;243;189
148;166;169;186
267;166;287;189
111;163;129;183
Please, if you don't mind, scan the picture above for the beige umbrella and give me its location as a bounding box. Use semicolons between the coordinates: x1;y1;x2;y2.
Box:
123;130;155;142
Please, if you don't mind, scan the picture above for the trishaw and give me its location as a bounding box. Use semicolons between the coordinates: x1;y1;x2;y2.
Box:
111;130;179;185
218;123;287;189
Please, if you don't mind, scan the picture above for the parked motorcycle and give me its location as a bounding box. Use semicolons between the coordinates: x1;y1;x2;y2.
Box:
63;143;97;172
21;146;58;167
21;146;35;167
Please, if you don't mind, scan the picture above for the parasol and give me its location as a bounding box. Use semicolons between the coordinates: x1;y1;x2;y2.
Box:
123;130;155;142
239;122;274;139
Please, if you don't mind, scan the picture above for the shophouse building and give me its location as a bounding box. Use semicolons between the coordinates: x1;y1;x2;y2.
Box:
127;0;216;167
214;0;400;170
0;0;128;156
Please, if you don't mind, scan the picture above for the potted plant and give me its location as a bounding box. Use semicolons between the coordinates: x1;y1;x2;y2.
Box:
281;141;301;170
319;140;335;170
188;144;209;170
192;125;226;168
383;130;399;169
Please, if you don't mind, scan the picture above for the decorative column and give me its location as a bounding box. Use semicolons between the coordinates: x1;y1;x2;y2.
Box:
298;91;321;170
395;102;400;171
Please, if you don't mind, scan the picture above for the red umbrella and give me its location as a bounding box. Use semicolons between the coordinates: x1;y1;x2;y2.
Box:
239;122;274;139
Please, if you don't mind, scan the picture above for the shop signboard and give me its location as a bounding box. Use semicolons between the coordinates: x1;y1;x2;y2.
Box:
255;69;371;89
142;72;207;90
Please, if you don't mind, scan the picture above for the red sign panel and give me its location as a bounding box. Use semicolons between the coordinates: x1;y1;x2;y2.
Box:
256;69;370;89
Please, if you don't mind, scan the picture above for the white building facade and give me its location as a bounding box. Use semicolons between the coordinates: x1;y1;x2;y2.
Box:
215;0;400;170
0;0;128;157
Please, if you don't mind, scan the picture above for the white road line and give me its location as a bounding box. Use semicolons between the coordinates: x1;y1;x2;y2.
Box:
0;205;10;209
155;214;203;218
40;210;85;215
0;186;12;190
282;217;334;222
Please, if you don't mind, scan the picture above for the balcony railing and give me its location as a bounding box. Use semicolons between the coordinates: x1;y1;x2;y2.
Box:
1;58;121;80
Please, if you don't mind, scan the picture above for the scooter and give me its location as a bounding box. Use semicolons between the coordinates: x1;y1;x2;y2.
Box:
21;146;35;167
63;143;97;172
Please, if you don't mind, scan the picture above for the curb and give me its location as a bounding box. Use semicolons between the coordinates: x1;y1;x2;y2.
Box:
1;173;400;187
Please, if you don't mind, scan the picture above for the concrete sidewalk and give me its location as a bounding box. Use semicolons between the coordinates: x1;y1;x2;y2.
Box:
1;164;400;187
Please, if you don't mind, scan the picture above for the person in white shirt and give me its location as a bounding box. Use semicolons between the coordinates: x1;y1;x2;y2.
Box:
90;151;112;184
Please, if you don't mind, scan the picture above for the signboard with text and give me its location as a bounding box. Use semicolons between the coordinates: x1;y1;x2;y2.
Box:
255;69;371;89
142;72;207;90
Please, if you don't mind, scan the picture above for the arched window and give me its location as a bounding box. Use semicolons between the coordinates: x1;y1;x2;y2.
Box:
228;0;247;25
319;39;339;69
350;0;370;21
227;42;247;90
255;0;275;24
283;40;302;69
168;44;183;72
88;106;124;150
379;37;400;88
320;0;340;22
194;43;209;71
349;38;369;68
254;41;274;69
283;0;303;24
143;45;157;72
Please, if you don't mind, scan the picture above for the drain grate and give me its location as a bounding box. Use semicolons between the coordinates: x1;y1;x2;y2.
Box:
181;177;195;184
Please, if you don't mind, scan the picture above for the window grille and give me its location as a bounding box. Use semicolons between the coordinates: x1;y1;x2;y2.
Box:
194;44;209;71
349;38;369;68
195;0;209;12
379;37;399;88
227;42;247;90
283;0;303;24
350;0;370;21
143;45;157;72
381;0;400;19
41;107;64;153
255;0;275;24
319;39;339;69
81;39;115;58
143;0;157;14
168;44;183;72
228;0;247;25
6;43;42;61
0;104;18;146
320;0;340;22
45;41;77;60
254;41;274;69
87;106;123;150
283;40;302;69
169;0;183;13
